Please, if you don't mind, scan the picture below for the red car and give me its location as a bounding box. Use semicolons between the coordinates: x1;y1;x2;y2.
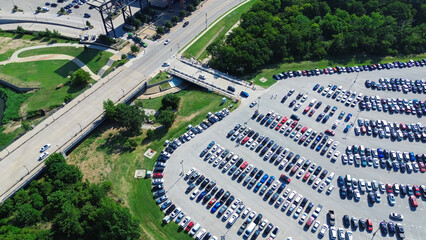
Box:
281;116;288;123
413;185;421;197
324;68;329;74
360;126;367;134
325;129;335;136
366;219;373;232
208;198;216;208
290;121;298;129
410;195;418;207
240;161;248;170
280;174;291;183
303;106;311;114
386;183;393;193
300;127;308;134
185;221;194;232
153;173;164;178
303;172;311;181
241;137;249;144
308;109;315;117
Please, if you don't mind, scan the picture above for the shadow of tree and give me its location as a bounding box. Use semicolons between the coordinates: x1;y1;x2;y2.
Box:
141;127;168;145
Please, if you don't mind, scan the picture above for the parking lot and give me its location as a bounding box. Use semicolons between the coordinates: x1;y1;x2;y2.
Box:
162;66;425;240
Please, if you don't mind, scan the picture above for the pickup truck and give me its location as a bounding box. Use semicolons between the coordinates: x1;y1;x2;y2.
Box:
328;210;335;226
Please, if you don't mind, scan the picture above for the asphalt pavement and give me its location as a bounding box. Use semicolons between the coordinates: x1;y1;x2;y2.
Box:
164;67;426;240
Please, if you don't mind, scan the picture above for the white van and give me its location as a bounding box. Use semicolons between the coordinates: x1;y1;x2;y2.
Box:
189;223;200;236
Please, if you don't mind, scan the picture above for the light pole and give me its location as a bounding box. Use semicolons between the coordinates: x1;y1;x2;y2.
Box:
23;165;29;175
180;160;184;176
205;13;208;29
257;96;261;111
29;6;38;21
121;88;125;97
78;123;82;131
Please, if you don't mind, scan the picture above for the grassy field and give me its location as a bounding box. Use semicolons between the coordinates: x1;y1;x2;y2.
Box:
18;47;113;74
244;53;426;88
0;60;83;112
0;126;26;150
160;81;171;90
149;71;170;85
182;0;257;60
67;87;239;239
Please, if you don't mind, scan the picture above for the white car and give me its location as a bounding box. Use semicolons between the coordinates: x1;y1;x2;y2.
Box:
249;101;257;108
329;226;337;239
318;182;327;192
222;209;234;220
40;144;51;152
190;189;200;199
227;213;239;225
299;213;308;224
39;152;49;160
179;216;191;228
162;62;170;67
319;224;329;237
164;39;170;45
242;208;251;218
326;185;334;195
312;221;320;232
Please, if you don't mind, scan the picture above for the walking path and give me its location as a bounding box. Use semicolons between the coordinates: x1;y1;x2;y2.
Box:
137;82;189;99
0;43;122;80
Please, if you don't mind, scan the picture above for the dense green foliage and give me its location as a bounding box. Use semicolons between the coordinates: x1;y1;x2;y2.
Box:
207;0;426;75
103;99;145;134
0;153;140;240
161;93;181;110
71;69;91;86
0;86;31;124
157;107;177;128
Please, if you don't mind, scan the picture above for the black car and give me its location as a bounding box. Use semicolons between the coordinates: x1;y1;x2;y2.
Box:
183;21;189;27
254;214;263;224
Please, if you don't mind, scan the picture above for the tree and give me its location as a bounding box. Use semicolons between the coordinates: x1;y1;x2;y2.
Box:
14;204;42;226
121;54;127;60
161;93;180;109
14;189;30;206
164;20;173;29
179;10;187;19
156;107;176;128
103;99;116;120
146;129;155;139
64;94;73;103
123;138;137;151
0;199;14;218
30;193;44;210
130;44;140;54
133;18;142;28
156;26;164;35
86;21;93;29
172;16;180;25
21;121;31;131
87;198;140;240
186;4;195;13
71;69;91;86
52;201;84;239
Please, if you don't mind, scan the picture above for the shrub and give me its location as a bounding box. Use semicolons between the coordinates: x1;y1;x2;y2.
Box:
71;69;91;86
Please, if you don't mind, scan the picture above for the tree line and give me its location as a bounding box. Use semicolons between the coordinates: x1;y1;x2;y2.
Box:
207;0;426;75
0;154;140;240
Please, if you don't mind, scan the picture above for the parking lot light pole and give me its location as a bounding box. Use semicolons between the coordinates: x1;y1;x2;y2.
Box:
180;160;184;176
78;123;82;132
257;96;261;111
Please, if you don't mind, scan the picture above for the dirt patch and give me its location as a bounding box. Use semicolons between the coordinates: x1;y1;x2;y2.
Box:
0;37;37;55
2;122;21;134
177;111;200;122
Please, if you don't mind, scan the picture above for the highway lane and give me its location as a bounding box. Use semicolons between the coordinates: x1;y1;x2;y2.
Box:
0;0;247;202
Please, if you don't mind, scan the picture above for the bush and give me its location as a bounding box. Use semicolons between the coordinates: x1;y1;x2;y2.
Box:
21;121;31;131
16;26;25;34
156;26;165;35
179;10;187;19
64;94;73;103
186;4;195;13
146;129;155;139
130;44;140;53
121;54;127;60
164;20;173;29
14;204;42;227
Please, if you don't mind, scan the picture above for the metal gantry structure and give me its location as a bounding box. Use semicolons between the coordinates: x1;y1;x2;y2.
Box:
88;0;144;38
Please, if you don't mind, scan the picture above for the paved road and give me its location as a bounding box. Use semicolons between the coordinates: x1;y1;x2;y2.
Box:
164;67;426;240
0;0;247;203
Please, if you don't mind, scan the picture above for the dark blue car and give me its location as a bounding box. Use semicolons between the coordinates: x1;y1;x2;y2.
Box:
260;174;269;184
210;202;221;213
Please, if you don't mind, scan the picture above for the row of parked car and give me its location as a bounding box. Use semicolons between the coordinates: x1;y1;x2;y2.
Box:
272;59;426;80
354;118;426;142
251;109;343;158
359;95;426;117
313;83;363;109
365;78;426;94
343;145;426;173
337;174;425;206
185;166;281;240
151;108;232;239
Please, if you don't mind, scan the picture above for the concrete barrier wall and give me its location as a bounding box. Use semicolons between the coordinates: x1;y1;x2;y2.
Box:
0;79;39;93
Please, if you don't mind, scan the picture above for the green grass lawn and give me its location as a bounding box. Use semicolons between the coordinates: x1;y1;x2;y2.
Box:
67;87;239;239
149;71;170;85
0;60;84;112
244;53;426;88
18;47;113;74
0;126;25;150
159;82;171;90
182;0;257;60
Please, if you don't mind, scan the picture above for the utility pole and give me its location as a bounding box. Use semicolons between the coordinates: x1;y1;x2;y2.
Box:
205;13;207;29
